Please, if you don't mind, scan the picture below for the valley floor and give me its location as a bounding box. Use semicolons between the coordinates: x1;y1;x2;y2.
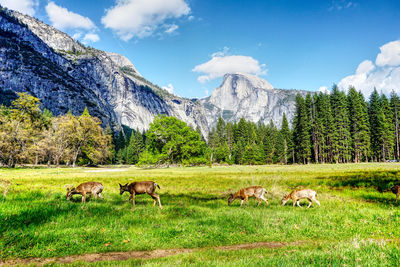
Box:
0;163;400;266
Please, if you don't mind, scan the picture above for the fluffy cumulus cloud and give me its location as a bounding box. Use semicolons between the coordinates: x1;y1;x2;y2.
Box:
338;40;400;96
46;2;95;30
0;0;38;16
376;41;400;67
162;83;174;94
83;33;100;43
45;2;99;43
101;0;190;41
192;48;267;83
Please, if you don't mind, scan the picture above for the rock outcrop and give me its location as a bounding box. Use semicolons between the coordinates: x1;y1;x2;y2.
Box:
200;73;309;128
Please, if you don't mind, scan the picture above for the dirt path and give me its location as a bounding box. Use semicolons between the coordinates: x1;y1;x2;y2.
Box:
0;241;306;266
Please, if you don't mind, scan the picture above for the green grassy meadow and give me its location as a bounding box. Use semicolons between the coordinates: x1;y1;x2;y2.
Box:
1;163;400;265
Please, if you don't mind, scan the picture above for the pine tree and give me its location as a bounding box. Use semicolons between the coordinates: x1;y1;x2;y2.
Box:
369;89;385;161
126;131;145;164
264;121;277;163
391;91;400;160
347;88;370;162
381;94;394;160
280;113;290;164
226;122;235;161
293;94;311;164
215;117;226;146
330;85;351;163
306;94;319;163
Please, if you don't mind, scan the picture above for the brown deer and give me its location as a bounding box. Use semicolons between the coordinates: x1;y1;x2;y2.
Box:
119;181;162;209
66;182;103;203
228;186;268;207
281;188;320;208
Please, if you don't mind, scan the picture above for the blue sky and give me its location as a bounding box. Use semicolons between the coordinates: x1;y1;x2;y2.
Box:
1;0;400;98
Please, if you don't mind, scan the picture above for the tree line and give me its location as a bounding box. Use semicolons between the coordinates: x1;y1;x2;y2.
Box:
0;93;112;167
207;86;400;164
3;86;400;167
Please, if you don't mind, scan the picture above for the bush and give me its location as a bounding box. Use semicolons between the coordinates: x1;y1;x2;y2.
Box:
182;157;208;166
137;151;166;166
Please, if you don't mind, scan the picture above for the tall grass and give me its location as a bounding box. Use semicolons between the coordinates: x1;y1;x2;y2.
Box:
0;163;399;265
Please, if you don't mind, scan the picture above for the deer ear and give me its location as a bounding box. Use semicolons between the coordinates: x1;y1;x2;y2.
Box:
125;183;128;186
66;188;70;192
119;183;122;187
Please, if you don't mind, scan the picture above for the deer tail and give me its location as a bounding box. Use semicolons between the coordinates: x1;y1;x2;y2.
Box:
155;183;160;189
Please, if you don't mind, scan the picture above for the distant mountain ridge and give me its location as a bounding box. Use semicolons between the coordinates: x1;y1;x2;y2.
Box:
200;73;309;128
0;7;311;136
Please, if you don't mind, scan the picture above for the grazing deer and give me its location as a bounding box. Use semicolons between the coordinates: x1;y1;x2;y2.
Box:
119;181;162;209
228;186;268;207
66;182;103;203
282;189;320;208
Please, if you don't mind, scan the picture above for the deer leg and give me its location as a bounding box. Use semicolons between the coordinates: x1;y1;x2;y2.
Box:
93;191;98;201
240;199;244;207
150;193;163;209
132;193;136;207
313;197;321;206
307;198;312;209
98;193;104;199
256;197;262;206
154;193;163;209
81;193;86;203
261;195;269;206
292;199;296;207
296;200;302;208
244;196;248;207
149;193;157;206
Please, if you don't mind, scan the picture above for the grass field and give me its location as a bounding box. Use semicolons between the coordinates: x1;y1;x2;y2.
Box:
1;163;400;266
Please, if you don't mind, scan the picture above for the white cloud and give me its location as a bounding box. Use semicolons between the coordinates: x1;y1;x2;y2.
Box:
83;33;100;43
165;24;178;34
72;32;82;40
328;0;358;11
192;51;267;83
211;46;230;58
318;86;331;94
0;0;38;16
162;83;174;94
45;2;96;31
101;0;190;41
338;40;400;96
356;60;375;74
376;40;400;67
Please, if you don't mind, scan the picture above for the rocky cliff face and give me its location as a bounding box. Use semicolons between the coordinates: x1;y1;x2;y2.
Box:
200;73;309;128
0;8;310;137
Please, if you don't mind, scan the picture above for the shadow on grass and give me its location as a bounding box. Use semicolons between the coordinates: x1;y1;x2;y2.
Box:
0;190;259;233
320;170;400;206
0;192;124;231
319;170;399;189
